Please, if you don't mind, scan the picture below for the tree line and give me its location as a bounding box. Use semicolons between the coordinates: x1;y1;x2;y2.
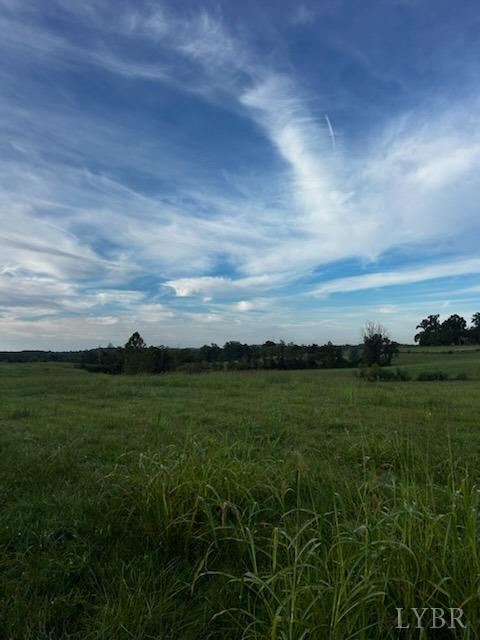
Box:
6;312;479;374
414;313;480;346
0;350;83;363
77;324;398;374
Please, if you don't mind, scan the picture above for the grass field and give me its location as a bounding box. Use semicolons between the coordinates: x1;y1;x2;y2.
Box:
1;348;480;639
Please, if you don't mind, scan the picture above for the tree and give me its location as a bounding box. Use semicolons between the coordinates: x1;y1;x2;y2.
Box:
414;314;442;346
362;322;399;366
470;313;480;344
346;345;362;367
144;346;170;373
318;341;345;368
124;331;147;374
125;331;146;350
199;343;222;363
80;346;124;374
440;314;467;345
223;341;250;361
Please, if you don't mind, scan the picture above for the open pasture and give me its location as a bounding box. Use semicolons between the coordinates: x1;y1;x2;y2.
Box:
1;348;480;639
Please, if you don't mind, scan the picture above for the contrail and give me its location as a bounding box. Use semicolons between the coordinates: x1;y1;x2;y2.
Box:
324;113;336;150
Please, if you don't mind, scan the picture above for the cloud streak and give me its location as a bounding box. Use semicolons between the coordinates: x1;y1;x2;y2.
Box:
311;257;480;297
0;0;479;347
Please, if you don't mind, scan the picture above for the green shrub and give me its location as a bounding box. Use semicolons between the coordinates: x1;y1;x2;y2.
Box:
417;371;449;381
357;366;411;382
357;364;380;381
176;362;207;374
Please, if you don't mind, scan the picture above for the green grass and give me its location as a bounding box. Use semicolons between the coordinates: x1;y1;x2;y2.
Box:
1;351;480;639
397;346;480;377
400;344;480;353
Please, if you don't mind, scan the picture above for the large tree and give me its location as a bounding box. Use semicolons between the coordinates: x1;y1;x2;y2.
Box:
125;331;146;350
223;341;250;361
124;331;147;374
414;314;442;346
440;314;467;345
362;322;399;366
199;343;222;362
470;312;480;344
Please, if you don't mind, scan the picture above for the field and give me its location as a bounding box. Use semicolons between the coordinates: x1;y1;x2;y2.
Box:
1;348;480;639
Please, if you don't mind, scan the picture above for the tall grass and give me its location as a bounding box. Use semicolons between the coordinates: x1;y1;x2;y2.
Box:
94;435;480;639
1;361;480;638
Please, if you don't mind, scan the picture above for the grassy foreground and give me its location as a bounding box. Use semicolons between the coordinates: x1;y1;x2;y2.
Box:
1;349;480;639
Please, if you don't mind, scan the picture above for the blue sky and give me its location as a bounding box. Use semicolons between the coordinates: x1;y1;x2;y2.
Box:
1;0;480;348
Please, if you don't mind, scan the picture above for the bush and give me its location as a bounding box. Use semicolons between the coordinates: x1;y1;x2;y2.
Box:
416;371;449;381
393;368;411;381
357;366;411;382
176;362;207;374
377;368;396;381
357;364;380;381
81;362;123;374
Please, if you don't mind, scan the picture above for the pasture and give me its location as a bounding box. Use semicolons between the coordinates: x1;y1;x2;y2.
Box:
1;347;480;639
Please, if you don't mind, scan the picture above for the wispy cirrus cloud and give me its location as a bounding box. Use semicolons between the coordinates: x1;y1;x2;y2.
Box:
311;257;480;297
0;0;479;348
164;274;289;298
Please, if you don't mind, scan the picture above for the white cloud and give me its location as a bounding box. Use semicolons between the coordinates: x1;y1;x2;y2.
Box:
233;299;272;312
236;300;254;311
85;316;119;325
1;2;479;347
311;257;480;297
239;75;480;275
377;305;396;314
164;274;286;298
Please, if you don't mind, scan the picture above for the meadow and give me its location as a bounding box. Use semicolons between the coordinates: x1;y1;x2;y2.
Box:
1;347;480;639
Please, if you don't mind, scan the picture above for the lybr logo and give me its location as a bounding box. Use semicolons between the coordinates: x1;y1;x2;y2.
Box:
396;608;466;630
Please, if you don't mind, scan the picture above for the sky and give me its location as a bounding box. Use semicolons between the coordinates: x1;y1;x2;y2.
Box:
1;0;480;349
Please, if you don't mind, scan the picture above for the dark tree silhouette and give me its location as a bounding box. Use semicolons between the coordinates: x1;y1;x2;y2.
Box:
440;314;467;345
415;314;442;346
125;332;146;350
415;313;480;346
124;331;147;374
470;313;480;344
362;322;399;366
